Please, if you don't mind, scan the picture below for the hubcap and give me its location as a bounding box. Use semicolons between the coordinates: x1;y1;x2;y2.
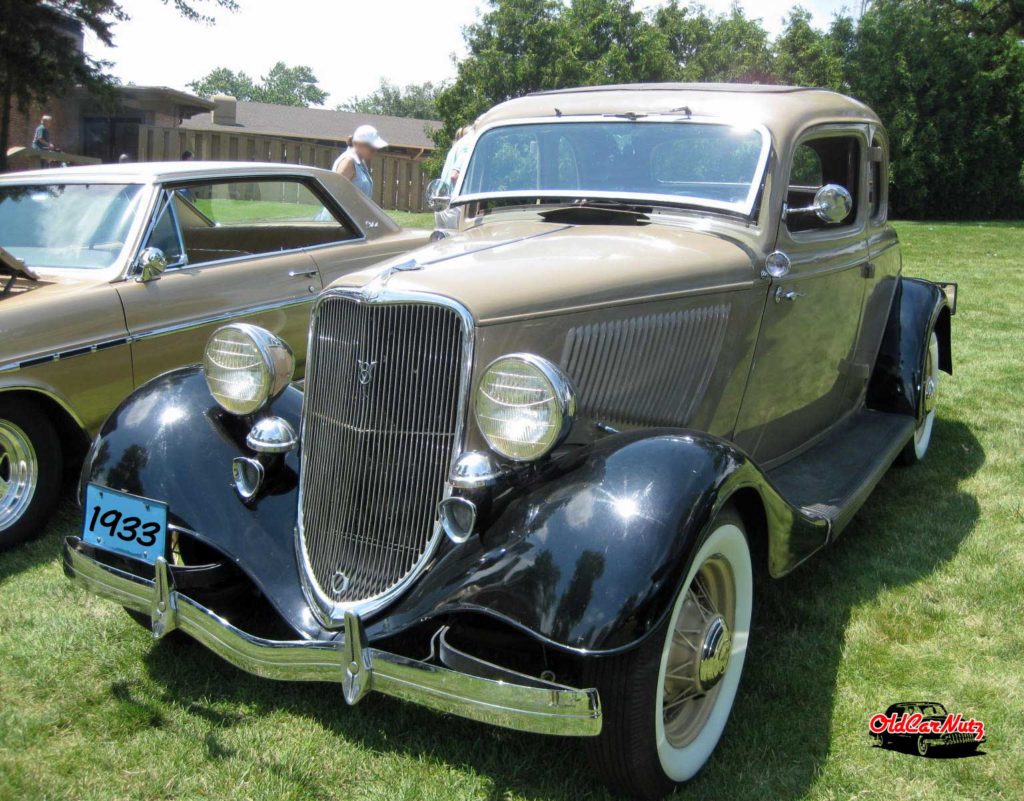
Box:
0;420;38;532
662;554;736;748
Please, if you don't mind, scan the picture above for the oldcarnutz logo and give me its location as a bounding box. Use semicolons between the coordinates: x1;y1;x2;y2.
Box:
870;712;986;741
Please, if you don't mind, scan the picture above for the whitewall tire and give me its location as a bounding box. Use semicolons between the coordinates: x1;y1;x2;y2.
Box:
584;507;753;800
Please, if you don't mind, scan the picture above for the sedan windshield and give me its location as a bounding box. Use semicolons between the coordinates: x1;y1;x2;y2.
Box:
0;183;145;270
457;119;769;215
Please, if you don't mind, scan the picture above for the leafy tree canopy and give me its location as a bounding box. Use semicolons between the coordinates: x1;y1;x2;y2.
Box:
431;0;1024;219
339;79;441;119
187;61;327;106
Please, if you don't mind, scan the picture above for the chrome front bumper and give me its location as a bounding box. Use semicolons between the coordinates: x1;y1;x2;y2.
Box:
63;538;601;737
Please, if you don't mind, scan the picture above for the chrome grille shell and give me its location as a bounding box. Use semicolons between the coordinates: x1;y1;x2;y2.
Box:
296;288;473;626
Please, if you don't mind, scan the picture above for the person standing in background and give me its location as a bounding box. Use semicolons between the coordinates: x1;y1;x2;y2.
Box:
32;115;55;150
333;125;387;199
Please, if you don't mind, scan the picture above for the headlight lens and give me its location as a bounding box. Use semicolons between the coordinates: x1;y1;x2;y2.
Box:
475;354;576;461
203;323;294;415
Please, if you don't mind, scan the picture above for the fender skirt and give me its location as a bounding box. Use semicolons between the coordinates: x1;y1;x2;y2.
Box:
85;370;830;654
867;276;951;418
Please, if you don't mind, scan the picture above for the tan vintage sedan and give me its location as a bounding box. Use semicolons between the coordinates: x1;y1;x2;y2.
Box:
0;162;427;547
66;85;956;799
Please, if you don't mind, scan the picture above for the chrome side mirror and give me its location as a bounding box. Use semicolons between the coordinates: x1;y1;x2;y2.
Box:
812;184;854;223
136;247;167;282
424;178;452;212
785;183;854;225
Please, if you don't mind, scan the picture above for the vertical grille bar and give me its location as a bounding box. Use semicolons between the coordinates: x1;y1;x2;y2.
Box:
298;294;466;615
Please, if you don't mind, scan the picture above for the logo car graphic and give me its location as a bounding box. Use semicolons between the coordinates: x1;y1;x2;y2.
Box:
869;701;986;757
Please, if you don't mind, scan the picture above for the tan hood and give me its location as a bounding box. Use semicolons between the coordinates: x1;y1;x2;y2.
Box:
326;218;758;324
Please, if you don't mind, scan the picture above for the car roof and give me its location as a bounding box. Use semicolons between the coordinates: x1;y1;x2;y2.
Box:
472;83;880;142
0;161;332;185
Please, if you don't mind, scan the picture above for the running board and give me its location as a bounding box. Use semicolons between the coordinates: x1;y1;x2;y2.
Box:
766;409;915;538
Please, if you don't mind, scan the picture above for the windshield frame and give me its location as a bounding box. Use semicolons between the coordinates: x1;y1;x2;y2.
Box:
451;115;773;218
0;178;155;278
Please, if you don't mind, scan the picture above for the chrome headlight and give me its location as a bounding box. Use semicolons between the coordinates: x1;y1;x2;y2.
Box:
203;323;294;415
474;353;576;461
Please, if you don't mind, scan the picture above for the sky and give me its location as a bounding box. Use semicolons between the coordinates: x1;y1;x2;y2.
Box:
84;0;854;109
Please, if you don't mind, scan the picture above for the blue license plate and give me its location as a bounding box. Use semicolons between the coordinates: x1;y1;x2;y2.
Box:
82;484;168;564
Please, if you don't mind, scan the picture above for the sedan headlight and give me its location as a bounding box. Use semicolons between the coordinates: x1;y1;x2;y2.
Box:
203;323;294;415
475;353;576;461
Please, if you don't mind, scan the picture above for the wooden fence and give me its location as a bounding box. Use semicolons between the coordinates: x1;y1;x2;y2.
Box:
136;125;432;212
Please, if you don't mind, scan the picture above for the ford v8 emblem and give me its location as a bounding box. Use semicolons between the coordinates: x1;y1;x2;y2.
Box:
356;359;377;386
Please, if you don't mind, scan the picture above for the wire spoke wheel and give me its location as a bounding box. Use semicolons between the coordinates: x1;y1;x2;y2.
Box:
0;419;39;532
661;555;737;748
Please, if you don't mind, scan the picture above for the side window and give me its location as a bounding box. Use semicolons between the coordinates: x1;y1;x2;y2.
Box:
164;178;358;267
786;135;861;233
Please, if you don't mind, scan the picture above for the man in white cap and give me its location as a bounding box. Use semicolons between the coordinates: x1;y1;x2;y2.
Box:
333;124;388;199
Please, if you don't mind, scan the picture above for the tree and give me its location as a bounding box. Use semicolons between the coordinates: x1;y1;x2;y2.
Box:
653;1;774;82
0;0;235;172
848;0;1024;218
186;66;260;100
0;0;117;172
187;61;327;107
340;79;441;119
773;6;847;89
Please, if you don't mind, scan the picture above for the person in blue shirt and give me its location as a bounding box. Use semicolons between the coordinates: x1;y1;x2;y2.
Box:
32;115;55;151
333;125;387;199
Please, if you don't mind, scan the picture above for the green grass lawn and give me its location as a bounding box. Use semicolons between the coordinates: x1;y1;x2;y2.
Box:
1;222;1021;801
387;210;435;230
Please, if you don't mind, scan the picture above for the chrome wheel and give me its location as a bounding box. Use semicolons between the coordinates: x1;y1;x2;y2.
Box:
655;518;752;781
913;331;940;459
917;735;930;757
0;419;39;532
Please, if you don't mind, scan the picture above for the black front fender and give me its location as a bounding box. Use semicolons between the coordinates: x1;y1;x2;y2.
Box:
369;430;829;655
83;366;325;639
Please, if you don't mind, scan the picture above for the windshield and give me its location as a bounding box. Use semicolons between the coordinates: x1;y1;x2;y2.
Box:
0;183;145;270
457;119;769;215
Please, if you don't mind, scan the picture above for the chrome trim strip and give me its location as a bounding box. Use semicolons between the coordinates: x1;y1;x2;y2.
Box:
295;287;476;626
63;539;601;736
128;297;313;343
0;336;133;375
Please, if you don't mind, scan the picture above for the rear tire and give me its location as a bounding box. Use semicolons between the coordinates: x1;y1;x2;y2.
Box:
583;508;753;799
0;398;62;551
899;330;939;465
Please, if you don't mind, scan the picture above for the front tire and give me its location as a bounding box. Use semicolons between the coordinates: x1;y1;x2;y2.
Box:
899;330;940;465
584;508;753;799
0;399;62;551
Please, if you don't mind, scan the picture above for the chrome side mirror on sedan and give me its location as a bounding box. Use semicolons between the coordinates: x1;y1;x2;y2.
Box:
424;178;452;212
785;183;854;225
136;247;167;282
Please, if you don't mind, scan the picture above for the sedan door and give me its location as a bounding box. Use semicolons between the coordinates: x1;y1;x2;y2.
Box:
117;176;361;388
733;127;871;464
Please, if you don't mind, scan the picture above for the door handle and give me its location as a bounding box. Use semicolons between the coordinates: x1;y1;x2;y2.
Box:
288;268;318;278
774;287;804;303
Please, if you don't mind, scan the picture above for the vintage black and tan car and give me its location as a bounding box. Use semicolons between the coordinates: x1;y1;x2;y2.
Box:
64;84;956;799
0;162;426;548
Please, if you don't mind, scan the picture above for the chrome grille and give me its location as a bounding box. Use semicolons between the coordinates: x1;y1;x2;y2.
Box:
298;293;466;614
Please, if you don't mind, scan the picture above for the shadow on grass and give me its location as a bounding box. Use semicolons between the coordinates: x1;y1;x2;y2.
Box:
137;417;982;801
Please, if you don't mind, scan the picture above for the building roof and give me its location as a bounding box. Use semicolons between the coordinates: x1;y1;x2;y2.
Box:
117;85;215;112
180;101;440;150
